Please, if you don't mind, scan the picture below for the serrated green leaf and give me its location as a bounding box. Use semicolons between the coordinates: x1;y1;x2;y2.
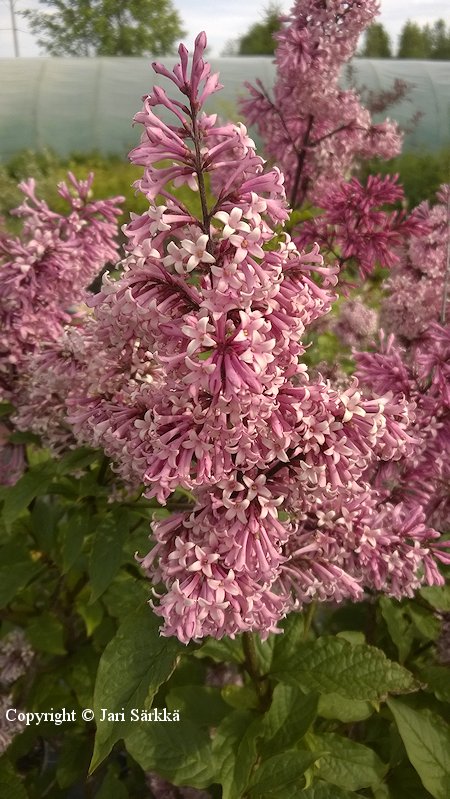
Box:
380;597;414;663
260;685;318;757
420;585;450;612
387;698;450;799
90;605;183;772
248;750;320;797
88;516;126;602
125;719;215;789
272;636;418;701
309;733;387;791
2;462;55;527
0;757;28;799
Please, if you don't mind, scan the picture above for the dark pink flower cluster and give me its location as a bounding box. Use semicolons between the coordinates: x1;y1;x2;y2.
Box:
296;174;426;277
240;0;402;208
60;34;449;645
0;174;123;404
381;185;450;340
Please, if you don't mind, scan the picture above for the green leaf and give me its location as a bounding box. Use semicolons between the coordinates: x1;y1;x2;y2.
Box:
27;613;66;655
2;462;55;527
272;613;305;664
95;766;129;798
309;733;387;791
211;710;258;799
125;719;215;789
271;636;418;701
248;750;320;797
166;685;229;727
90;605;183;771
380;597;414;663
88;516;126;602
387;698;450;799
102;573;150;620
221;684;260;711
57;447;99;475
420;585;450;612
60;509;90;573
0;757;28;799
31;497;60;555
76;588;104;636
298;781;360;799
195;636;245;664
420;666;450;703
318;692;374;722
0;542;43;607
56;733;91;789
408;604;441;640
260;685;318;757
232;716;266;797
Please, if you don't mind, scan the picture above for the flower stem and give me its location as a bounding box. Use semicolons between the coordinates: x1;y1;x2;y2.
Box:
242;632;271;709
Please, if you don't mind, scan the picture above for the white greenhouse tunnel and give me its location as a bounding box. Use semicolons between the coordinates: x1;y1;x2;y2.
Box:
0;57;449;159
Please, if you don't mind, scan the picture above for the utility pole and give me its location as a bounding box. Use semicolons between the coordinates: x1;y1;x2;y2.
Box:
9;0;20;57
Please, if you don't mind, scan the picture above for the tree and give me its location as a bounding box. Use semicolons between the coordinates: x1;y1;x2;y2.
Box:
360;23;392;58
429;19;450;59
397;20;431;59
22;0;185;57
238;2;282;56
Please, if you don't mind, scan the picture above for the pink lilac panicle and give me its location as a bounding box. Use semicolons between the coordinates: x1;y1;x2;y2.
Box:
64;33;449;645
240;0;402;208
295;174;426;278
0;174;123;404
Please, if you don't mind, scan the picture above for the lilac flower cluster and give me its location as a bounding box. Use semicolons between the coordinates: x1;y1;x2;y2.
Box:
295;174;426;277
0;173;123;405
381;185;450;340
61;33;450;645
240;0;402;208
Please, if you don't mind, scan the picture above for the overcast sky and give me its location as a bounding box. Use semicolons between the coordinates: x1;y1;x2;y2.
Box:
0;0;449;58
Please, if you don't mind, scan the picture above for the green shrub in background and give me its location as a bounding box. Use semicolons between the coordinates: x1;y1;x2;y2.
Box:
360;146;450;208
1;145;450;231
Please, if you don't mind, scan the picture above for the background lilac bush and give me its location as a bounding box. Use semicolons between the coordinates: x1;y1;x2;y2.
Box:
0;2;450;797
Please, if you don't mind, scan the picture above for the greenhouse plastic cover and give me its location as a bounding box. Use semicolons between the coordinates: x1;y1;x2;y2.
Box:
0;57;449;159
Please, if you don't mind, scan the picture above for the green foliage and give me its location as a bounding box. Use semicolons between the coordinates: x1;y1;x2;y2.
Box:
397;18;450;59
91;605;183;770
361;146;450;208
360;23;392;58
397;20;432;59
21;0;185;57
387;699;450;798
0;445;449;796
